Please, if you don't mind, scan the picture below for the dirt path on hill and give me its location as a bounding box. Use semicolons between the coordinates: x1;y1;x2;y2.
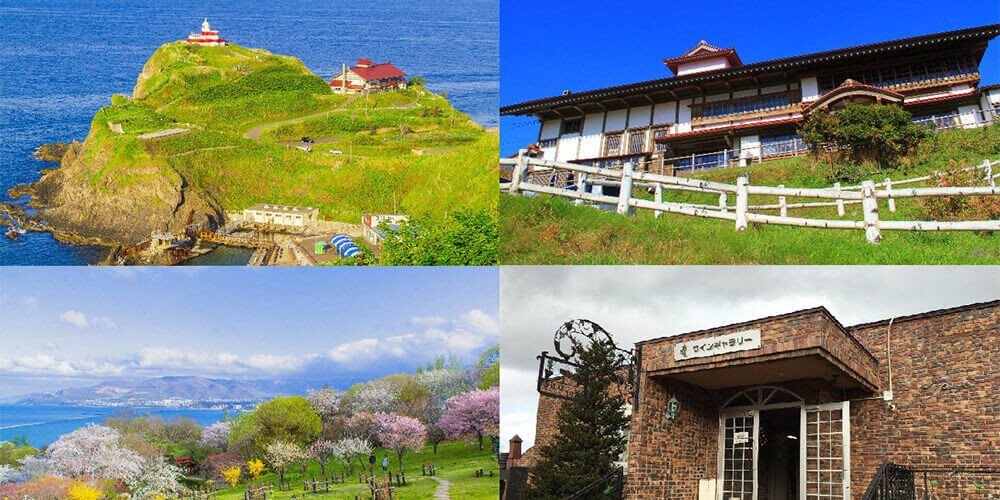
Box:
242;92;424;142
431;476;452;499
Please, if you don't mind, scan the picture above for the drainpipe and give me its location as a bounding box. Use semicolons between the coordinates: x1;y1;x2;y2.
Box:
884;317;894;402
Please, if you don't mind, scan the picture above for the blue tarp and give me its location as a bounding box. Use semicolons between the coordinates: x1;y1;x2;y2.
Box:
330;234;360;258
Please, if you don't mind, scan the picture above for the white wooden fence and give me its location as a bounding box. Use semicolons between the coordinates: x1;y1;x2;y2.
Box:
501;152;1000;244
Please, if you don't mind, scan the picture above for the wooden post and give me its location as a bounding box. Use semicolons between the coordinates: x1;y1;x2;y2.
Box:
862;180;881;244
984;159;995;187
617;162;635;215
508;149;529;195
834;182;845;216
778;184;787;218
735;176;749;231
884;177;896;212
719;192;728;213
654;183;663;219
575;172;589;205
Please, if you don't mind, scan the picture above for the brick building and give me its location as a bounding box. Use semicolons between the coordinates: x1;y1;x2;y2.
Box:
510;300;999;499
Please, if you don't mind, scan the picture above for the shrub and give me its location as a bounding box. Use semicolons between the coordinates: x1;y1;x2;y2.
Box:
67;482;102;500
921;168;1000;227
799;104;925;173
222;465;242;487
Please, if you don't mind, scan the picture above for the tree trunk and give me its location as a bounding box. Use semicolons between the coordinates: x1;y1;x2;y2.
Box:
478;431;484;450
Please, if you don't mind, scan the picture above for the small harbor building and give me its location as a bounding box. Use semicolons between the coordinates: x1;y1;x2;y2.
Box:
330;59;408;94
186;19;226;46
361;214;408;246
501;25;1000;173
506;300;1000;499
242;204;318;229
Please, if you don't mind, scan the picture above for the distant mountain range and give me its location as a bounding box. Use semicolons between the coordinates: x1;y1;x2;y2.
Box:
5;376;321;407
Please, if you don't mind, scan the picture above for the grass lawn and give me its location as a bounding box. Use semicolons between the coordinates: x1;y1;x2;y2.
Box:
72;41;496;227
213;441;498;499
501;124;1000;264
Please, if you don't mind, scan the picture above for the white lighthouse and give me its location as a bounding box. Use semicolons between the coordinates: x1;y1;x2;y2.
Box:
186;18;227;46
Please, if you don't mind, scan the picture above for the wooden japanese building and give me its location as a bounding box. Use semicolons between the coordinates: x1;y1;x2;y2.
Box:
501;25;1000;172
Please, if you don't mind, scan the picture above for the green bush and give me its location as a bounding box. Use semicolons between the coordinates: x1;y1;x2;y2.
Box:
799;104;925;175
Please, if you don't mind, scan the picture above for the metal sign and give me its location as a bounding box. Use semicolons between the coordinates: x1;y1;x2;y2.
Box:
536;319;637;406
674;329;761;361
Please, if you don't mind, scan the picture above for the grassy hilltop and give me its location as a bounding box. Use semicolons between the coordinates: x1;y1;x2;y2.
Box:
18;41;497;245
501;124;1000;265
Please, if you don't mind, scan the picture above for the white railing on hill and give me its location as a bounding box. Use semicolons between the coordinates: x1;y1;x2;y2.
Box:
501;152;1000;244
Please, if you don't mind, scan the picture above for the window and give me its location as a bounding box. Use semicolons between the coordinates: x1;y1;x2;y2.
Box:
760;134;806;156
817;55;976;94
538;138;558;148
561;118;582;135
628;130;646;154
604;133;623;156
694;91;795;119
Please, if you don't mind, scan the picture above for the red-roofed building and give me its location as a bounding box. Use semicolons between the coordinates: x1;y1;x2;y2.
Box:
330;59;408;94
186;19;226;46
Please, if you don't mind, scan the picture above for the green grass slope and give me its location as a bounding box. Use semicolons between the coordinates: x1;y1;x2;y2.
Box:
214;441;497;500
501;124;1000;264
60;41;496;230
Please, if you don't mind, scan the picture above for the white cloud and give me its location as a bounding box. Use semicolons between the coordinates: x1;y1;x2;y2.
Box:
59;310;88;328
22;296;39;312
93;316;117;329
0;355;125;376
325;309;499;369
411;315;447;327
136;347;307;375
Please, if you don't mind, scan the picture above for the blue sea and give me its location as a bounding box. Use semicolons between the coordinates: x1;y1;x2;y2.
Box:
0;0;499;265
0;405;233;448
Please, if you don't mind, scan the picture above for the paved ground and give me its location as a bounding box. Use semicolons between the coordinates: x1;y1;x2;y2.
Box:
297;234;344;264
431;476;451;500
243;95;359;141
137;128;190;140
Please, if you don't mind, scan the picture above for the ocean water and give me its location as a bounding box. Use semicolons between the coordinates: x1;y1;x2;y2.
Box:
0;0;499;265
0;405;232;448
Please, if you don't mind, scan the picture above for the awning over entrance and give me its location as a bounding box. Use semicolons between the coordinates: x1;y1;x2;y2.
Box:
638;307;879;393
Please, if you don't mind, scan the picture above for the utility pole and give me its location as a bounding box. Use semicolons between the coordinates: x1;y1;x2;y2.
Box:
341;62;347;94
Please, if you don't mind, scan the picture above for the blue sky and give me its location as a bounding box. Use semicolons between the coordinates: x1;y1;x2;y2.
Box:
0;267;498;397
500;0;1000;156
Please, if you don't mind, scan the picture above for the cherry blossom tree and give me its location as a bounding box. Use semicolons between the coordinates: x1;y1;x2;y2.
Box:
376;414;427;473
130;456;182;497
331;437;372;475
307;440;336;479
416;368;475;453
201;421;232;451
307;387;341;420
265;440;305;488
438;387;500;450
342;412;380;443
44;425;144;484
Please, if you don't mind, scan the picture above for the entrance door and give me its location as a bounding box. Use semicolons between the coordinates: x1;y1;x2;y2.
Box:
721;408;756;500
801;402;851;499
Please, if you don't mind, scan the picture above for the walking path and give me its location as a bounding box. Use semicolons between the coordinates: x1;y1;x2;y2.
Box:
431;476;452;499
242;91;424;141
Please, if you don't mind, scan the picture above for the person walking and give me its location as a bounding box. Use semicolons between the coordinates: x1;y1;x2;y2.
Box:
369;452;376;475
381;455;389;472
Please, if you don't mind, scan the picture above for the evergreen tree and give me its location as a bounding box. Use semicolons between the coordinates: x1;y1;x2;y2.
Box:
524;335;630;498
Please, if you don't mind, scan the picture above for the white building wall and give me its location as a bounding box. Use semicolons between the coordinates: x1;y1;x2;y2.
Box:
605;109;627;131
761;84;787;95
540;119;561;140
556;136;580;162
733;89;757;99
801;77;820;101
677;57;730;76
739;135;761;163
987;88;1000;105
958;104;981;128
677;99;693;132
628;105;652;128
578;112;605;159
652;102;676;125
704;93;729;103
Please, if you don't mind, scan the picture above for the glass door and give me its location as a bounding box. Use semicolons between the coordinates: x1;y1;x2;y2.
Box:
801;401;851;499
721;408;757;500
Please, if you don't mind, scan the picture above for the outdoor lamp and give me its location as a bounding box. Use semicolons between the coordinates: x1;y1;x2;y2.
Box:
665;396;680;421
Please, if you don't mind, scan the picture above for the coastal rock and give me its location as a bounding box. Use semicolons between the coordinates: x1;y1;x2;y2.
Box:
32;142;72;162
17;136;224;246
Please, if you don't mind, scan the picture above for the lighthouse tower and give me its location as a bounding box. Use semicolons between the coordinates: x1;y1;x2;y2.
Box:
186;18;227;46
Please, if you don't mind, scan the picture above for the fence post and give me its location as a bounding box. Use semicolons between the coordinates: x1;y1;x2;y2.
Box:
984;159;995;187
735;176;749;231
884;177;896;212
778;184;787;218
862;180;881;244
719;192;728;213
833;182;845;216
575;172;589;205
617;162;635;215
508;149;529;195
654;183;663;219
